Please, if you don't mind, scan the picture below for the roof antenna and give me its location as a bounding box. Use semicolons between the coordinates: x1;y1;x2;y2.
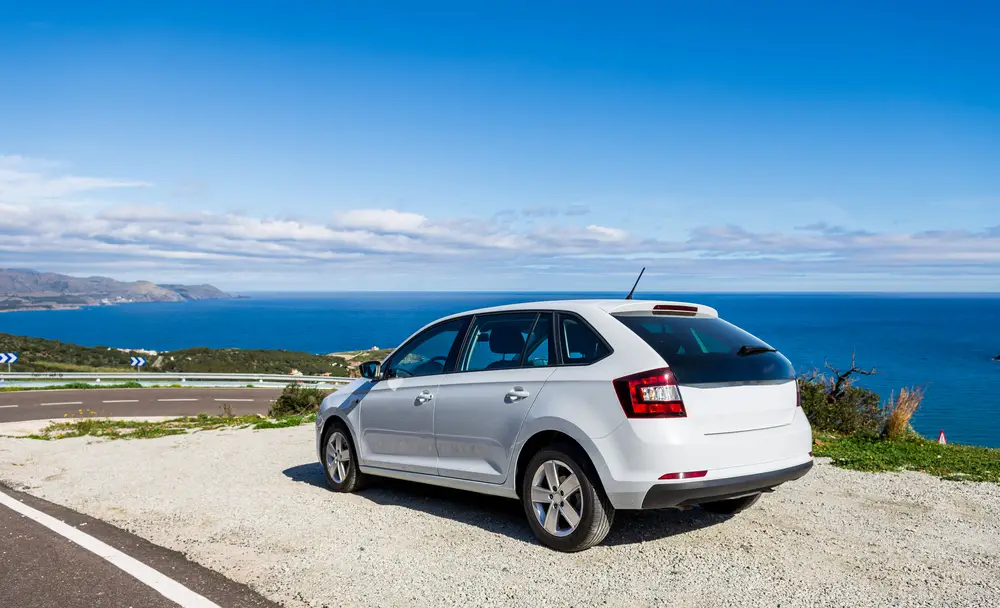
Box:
625;267;646;300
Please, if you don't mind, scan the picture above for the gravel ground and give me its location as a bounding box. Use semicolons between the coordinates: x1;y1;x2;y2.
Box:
1;427;999;607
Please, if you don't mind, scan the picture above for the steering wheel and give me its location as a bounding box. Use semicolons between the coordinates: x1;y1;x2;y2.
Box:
390;356;448;378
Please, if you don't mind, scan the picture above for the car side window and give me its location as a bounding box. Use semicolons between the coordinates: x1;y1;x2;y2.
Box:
523;313;554;367
385;318;466;378
559;314;610;364
460;313;538;372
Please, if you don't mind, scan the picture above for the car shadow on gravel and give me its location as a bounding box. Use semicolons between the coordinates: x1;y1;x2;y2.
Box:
282;463;730;548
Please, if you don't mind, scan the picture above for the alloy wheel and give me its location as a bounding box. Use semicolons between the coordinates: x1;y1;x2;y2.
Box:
325;431;351;484
529;459;584;537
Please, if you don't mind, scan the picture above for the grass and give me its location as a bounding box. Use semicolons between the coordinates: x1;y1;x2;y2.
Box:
22;412;317;440
22;362;133;373
0;381;146;392
814;432;1000;483
0;382;196;392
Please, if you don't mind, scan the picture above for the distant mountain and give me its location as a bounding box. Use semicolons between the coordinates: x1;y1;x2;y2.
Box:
0;269;235;312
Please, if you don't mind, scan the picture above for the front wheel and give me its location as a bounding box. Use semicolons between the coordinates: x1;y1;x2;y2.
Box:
699;492;761;515
521;446;615;552
322;424;366;492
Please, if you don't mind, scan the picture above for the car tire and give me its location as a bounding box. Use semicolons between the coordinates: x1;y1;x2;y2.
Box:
321;422;367;493
521;445;615;552
699;492;761;515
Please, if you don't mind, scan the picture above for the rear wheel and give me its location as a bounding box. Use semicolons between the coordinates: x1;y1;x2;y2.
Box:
322;423;366;492
521;446;614;552
699;492;761;515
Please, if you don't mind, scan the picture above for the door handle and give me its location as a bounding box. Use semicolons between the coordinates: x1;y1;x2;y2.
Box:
415;390;433;405
506;386;531;401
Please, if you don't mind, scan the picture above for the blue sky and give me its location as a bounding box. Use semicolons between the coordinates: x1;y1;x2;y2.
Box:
1;1;998;291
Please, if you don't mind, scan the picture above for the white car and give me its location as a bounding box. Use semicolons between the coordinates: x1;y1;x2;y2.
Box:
316;299;813;551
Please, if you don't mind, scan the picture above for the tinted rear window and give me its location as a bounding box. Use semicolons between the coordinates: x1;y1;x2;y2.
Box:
613;315;794;384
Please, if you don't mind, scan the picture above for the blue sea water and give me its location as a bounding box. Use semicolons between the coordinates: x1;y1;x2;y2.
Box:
2;292;999;447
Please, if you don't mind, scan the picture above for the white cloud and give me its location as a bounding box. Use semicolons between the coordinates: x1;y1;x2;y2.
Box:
335;209;427;234
586;225;628;243
0;155;151;203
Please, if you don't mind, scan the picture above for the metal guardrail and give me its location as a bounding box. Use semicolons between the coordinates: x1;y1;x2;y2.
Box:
0;372;354;385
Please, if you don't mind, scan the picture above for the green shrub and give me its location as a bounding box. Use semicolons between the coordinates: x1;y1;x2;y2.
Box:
268;384;331;417
798;375;884;436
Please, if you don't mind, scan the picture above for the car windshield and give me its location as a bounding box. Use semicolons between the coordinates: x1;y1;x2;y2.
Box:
612;314;795;384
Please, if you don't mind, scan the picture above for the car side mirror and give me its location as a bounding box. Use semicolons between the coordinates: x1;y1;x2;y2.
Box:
359;360;381;380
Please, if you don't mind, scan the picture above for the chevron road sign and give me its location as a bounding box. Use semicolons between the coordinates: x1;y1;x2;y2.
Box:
0;353;16;372
129;357;147;368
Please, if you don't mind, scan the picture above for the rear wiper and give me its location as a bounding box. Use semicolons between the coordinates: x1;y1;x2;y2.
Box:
737;345;777;357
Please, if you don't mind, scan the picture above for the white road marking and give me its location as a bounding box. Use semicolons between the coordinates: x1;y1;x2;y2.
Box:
40;401;84;407
157;398;199;402
214;398;254;402
0;490;221;608
102;400;140;404
0;404;18;409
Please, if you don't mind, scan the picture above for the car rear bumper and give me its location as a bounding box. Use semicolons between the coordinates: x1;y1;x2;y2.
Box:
640;460;813;509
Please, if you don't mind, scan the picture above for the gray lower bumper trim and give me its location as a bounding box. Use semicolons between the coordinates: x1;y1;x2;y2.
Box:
640;460;814;509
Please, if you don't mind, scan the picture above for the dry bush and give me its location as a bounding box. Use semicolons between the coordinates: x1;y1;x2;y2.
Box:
268;384;331;417
882;386;924;440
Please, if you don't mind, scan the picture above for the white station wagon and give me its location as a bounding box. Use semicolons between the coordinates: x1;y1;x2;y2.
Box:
316;299;813;551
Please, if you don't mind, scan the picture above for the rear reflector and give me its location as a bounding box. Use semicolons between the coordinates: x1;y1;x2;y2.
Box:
659;470;708;480
613;367;686;418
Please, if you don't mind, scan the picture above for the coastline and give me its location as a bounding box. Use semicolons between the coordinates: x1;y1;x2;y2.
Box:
0;305;87;313
0;296;245;314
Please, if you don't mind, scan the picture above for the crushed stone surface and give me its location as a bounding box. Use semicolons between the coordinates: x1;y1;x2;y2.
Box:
1;427;998;607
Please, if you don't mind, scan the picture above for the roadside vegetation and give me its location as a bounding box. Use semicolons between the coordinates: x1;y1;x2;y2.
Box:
12;384;329;440
267;384;333;416
21;408;318;441
0;381;147;392
802;354;1000;483
0;332;350;376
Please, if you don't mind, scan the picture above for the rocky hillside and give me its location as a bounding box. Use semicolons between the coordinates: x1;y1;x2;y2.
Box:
0;269;233;311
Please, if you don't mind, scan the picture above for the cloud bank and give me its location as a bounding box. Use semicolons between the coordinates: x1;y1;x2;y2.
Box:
1;156;997;290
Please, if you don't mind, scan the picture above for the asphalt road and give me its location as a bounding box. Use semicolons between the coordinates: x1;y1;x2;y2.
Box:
0;388;284;423
0;483;279;608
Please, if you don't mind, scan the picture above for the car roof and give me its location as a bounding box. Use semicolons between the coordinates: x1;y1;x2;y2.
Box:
437;299;719;320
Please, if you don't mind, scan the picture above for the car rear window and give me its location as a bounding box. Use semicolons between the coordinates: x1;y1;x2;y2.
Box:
612;315;795;384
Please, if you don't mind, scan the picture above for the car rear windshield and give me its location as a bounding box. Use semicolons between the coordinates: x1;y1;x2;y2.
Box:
612;314;795;384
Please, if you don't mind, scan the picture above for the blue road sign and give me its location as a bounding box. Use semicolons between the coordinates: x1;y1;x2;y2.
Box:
0;353;17;364
130;357;147;367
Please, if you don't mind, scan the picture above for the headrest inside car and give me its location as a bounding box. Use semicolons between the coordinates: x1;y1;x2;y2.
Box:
489;325;526;355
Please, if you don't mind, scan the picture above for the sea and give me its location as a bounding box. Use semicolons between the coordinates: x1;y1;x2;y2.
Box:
2;292;998;447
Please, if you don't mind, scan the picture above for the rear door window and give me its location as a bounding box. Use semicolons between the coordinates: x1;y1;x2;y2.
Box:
523;313;554;367
460;313;539;372
613;315;794;384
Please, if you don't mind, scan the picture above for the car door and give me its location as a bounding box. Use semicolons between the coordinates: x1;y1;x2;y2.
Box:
433;312;557;483
358;317;469;475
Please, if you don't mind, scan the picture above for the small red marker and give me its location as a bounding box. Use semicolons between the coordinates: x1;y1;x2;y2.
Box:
937;430;947;445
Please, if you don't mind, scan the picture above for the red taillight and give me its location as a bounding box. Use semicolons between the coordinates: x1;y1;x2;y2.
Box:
613;367;686;418
795;380;802;408
659;470;707;480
